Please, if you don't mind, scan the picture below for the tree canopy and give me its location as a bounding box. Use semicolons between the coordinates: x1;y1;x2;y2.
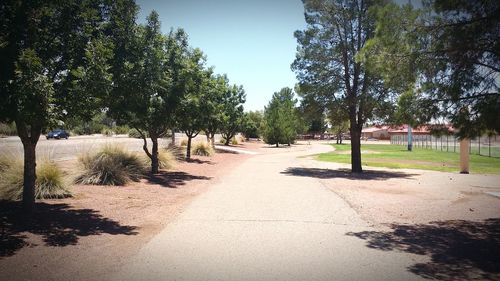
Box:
293;0;392;172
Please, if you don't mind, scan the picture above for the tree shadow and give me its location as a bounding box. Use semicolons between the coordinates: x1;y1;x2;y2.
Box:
183;158;213;164
147;171;211;188
347;219;500;280
214;148;239;154
281;167;417;180
0;201;138;258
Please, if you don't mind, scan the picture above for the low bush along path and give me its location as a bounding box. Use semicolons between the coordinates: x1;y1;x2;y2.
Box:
110;142;433;281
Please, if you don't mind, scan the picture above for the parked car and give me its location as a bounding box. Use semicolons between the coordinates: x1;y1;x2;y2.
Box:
46;129;70;139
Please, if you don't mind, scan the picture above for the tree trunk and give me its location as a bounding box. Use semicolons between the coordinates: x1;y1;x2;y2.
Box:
16;120;41;214
171;129;176;146
206;133;210;143
22;141;37;213
224;134;231;146
210;134;215;149
186;136;192;159
151;137;159;174
276;143;279;147
350;127;362;173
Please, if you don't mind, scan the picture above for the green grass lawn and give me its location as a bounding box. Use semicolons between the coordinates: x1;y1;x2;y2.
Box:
317;144;500;174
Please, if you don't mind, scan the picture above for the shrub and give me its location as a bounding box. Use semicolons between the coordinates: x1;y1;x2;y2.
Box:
231;138;239;145
191;142;214;157
128;129;149;139
75;144;146;185
101;128;114;137
114;125;130;135
180;139;188;146
0;157;71;200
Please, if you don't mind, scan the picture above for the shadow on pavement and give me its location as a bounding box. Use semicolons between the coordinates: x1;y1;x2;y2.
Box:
0;201;138;258
347;219;500;280
281;167;416;180
147;171;211;188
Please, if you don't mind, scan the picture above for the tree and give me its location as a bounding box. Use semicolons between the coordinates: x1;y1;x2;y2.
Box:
203;74;228;148
241;111;263;139
219;85;246;146
293;0;391;173
296;87;327;139
108;11;188;173
0;0;119;212
360;0;499;139
177;49;211;159
327;102;349;144
262;87;298;146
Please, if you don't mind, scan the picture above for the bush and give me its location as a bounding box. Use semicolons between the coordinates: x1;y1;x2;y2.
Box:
102;128;114;137
191;142;214;157
0;157;71;200
75;144;146;185
128;129;149;139
0;122;17;137
114;125;130;135
231;138;239;145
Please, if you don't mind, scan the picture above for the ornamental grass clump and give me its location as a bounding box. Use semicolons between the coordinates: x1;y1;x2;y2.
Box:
75;144;146;186
0;156;71;200
144;148;177;170
191;142;214;157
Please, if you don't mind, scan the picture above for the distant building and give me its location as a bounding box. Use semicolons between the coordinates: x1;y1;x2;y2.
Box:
361;126;390;140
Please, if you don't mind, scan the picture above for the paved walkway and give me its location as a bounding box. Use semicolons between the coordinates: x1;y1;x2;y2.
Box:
110;143;425;281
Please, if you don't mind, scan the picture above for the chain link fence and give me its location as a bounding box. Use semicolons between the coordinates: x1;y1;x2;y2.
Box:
390;134;500;158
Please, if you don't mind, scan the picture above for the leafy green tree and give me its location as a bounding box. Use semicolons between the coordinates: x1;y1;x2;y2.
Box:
262;87;298;146
293;0;391;173
328;102;350;144
203;74;227;148
219;85;246;146
361;0;499;139
0;0;118;211
177;49;211;159
108;11;188;173
241;111;263;139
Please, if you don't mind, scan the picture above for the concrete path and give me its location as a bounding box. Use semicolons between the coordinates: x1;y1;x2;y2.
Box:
110;143;425;281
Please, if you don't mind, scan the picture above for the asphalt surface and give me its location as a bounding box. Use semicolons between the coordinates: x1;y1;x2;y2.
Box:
109;143;425;281
0;133;208;161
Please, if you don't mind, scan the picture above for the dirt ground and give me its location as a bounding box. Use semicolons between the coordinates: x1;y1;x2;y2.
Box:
301;159;500;227
0;143;255;281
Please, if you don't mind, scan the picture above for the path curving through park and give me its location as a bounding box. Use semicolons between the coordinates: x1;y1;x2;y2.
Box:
110;143;425;281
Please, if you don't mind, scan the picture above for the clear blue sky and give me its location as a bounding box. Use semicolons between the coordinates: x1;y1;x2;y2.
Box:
136;0;306;112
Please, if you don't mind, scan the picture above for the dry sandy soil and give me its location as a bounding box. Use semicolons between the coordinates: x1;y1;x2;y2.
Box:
0;142;255;281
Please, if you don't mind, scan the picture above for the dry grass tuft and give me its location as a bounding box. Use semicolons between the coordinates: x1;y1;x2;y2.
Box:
75;144;146;186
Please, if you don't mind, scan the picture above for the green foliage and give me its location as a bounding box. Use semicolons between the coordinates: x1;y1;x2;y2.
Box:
360;0;500;138
75;144;146;186
107;10;189;172
263;87;298;146
191;142;214;157
0;157;71;200
114;125;130;135
219;84;246;145
241;111;263;139
101;128;114;137
293;0;391;172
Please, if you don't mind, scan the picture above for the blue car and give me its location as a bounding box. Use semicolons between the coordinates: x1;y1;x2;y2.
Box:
46;129;70;139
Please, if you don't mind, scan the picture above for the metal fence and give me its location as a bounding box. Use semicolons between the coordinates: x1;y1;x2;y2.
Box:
390;134;500;158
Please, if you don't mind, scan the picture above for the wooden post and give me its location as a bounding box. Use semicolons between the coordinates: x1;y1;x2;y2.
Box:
460;138;470;174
